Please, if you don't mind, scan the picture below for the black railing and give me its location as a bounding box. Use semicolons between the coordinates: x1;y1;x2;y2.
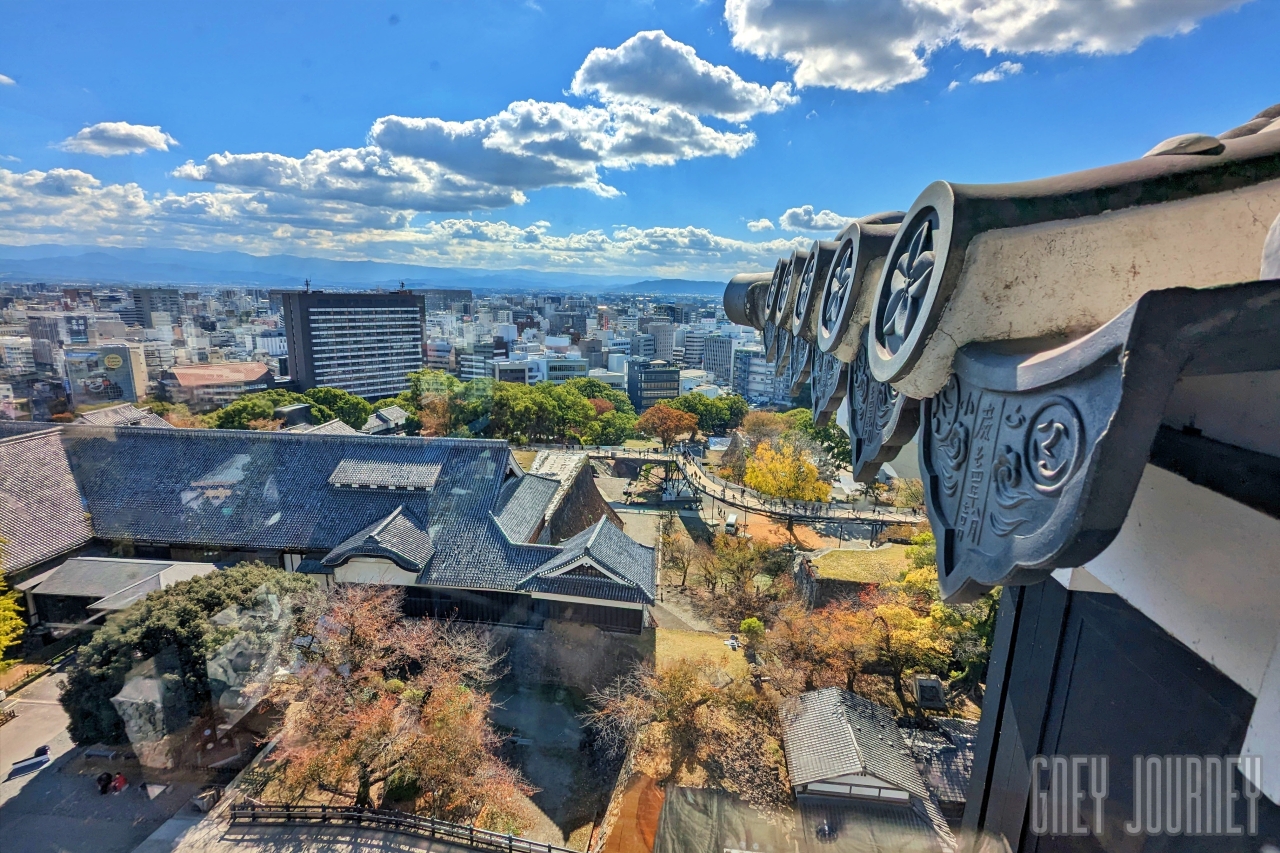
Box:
229;803;579;853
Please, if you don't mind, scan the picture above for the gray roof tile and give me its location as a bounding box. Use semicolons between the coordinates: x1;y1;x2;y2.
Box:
322;505;435;571
519;517;655;603
0;429;94;571
492;474;559;543
74;404;172;429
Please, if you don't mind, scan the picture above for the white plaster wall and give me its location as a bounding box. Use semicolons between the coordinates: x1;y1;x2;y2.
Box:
898;178;1280;398
1082;464;1280;697
1161;370;1280;458
332;557;419;586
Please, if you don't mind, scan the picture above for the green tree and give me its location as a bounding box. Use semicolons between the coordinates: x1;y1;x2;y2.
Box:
563;377;635;416
408;369;462;404
208;390;335;430
58;562;312;745
582;409;638;446
304;387;375;430
668;393;750;435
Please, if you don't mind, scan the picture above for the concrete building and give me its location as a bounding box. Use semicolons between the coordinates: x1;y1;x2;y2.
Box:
162;362;273;411
587;368;626;391
425;338;456;375
630;332;655;360
64;343;148;407
459;339;496;382
648;322;674;362
131;289;184;329
681;327;708;368
278;290;425;399
626;359;680;412
0;337;35;375
703;333;735;385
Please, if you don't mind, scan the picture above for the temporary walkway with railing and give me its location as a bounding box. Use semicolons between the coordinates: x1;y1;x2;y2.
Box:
228;803;579;853
525;442;921;526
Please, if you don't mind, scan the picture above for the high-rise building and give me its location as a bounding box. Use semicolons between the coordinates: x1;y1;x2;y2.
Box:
459;339;496;382
422;288;473;313
426;339;456;375
681;328;708;368
627;359;680;412
131;289;184;329
278;290;425;399
733;347;773;401
703;333;735;385
648;322;674;362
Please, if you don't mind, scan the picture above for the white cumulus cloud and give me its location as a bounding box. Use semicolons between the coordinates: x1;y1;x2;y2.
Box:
0;165;808;277
779;205;854;232
971;61;1023;83
725;0;1251;92
571;29;796;121
57;121;179;156
178;99;754;214
747;218;774;231
0;74;15;86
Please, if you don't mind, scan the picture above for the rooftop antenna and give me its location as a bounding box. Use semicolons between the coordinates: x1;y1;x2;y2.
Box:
399;280;406;291
304;278;311;293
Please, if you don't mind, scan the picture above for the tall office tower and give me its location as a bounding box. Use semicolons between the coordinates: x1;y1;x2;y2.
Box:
648;322;674;362
681;328;708;368
458;339;496;382
131;288;185;329
422;288;474;313
278;290;425;399
703;333;734;385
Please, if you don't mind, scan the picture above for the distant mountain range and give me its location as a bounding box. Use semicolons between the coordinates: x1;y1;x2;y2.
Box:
0;245;723;297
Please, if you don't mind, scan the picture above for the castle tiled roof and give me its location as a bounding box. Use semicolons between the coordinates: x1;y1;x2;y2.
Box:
0;424;652;603
519;516;656;604
492;473;560;543
781;688;929;799
74;404;172;428
322;505;435;571
0;428;94;571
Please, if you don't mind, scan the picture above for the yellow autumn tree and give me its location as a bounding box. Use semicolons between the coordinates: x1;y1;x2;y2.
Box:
743;439;832;502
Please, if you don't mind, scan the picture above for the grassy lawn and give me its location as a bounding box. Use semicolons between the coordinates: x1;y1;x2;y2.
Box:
654;627;750;679
512;449;539;469
623;438;662;450
813;544;911;583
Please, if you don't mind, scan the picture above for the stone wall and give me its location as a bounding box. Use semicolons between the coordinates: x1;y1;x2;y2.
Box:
492;619;654;694
548;459;623;543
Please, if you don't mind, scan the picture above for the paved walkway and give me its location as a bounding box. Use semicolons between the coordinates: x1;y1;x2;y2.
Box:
1;668;201;853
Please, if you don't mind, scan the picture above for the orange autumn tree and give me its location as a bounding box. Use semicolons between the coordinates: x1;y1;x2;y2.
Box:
636;403;698;449
270;585;531;828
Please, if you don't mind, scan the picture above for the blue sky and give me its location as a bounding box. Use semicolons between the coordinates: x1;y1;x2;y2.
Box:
1;0;1276;278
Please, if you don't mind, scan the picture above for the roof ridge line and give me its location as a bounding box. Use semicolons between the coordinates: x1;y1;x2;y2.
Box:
370;505;406;538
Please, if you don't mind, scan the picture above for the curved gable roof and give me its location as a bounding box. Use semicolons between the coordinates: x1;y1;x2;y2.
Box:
322;505;434;571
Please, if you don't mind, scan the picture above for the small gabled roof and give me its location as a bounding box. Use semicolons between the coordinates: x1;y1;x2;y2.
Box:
492;473;560;543
362;405;410;433
519;516;655;604
322;505;434;572
289;419;360;436
74;404;172;429
26;557;216;611
781;688;930;801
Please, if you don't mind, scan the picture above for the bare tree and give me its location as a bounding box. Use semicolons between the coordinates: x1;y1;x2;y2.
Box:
271;586;529;829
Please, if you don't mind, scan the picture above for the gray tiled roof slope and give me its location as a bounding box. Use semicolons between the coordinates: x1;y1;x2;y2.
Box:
0;430;94;571
303;419;361;435
521;517;656;603
781;687;930;800
492;474;560;543
50;426;557;591
322;505;435;571
75;404;172;428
